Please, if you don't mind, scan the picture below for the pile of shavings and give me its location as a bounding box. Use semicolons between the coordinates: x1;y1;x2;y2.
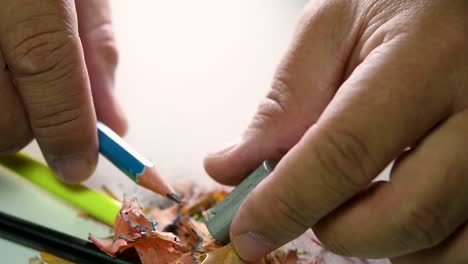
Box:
89;183;391;264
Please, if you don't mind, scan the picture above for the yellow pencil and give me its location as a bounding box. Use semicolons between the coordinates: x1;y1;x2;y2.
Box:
0;153;120;226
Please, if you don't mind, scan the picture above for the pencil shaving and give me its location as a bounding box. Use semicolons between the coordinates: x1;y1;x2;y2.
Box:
89;197;188;263
90;182;390;264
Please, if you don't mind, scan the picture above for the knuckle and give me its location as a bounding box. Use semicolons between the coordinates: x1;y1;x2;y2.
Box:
31;99;83;138
250;70;295;130
7;27;78;76
251;93;289;133
269;186;312;237
395;203;450;249
299;0;338;24
96;41;119;68
269;72;292;115
82;24;119;67
314;127;376;196
251;98;283;132
298;0;356;34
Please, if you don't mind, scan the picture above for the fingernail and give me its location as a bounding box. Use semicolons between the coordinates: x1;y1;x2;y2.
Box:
232;232;276;262
51;155;92;183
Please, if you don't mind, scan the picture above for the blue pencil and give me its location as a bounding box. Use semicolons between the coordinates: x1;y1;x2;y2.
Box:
97;122;180;203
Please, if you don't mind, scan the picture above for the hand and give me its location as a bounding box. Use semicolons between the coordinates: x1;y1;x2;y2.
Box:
205;0;468;263
0;0;126;182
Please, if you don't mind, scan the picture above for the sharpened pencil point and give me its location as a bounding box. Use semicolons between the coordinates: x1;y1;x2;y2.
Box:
167;192;181;203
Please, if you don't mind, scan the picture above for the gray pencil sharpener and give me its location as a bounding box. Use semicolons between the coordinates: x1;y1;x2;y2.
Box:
205;160;277;244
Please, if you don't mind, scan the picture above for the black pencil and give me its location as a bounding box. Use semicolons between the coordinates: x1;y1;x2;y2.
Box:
0;211;136;264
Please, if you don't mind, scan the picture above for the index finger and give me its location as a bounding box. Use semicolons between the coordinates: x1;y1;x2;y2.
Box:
230;31;455;260
0;0;98;182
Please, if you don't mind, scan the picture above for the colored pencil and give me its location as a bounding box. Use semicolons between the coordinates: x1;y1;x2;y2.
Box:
0;153;121;226
206;160;277;243
97;122;180;203
0;211;136;264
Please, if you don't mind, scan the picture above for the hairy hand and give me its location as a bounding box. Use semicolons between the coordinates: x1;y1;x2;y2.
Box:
0;0;126;182
205;0;468;263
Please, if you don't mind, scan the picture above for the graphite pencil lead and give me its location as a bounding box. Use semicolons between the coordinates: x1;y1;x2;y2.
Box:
167;192;182;204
